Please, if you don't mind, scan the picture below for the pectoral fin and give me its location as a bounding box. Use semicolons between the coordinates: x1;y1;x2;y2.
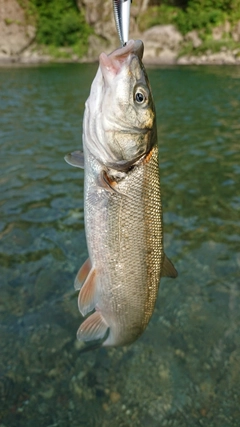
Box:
99;170;118;193
64;151;84;168
74;258;92;290
78;268;97;316
161;254;178;278
77;311;109;342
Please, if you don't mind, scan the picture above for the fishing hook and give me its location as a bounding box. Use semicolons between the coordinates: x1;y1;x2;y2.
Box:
112;0;132;46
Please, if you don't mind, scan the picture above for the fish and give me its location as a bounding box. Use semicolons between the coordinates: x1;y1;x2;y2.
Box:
65;39;177;348
112;0;131;46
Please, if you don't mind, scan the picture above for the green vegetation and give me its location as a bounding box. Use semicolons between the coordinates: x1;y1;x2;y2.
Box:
30;0;91;47
138;5;178;32
138;0;240;56
4;18;23;25
138;0;240;34
15;0;240;59
176;7;226;34
18;0;92;57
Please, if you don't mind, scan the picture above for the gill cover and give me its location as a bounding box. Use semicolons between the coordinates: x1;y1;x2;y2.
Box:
83;40;155;172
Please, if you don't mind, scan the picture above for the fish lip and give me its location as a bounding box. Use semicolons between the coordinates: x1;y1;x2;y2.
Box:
99;40;144;77
107;39;143;61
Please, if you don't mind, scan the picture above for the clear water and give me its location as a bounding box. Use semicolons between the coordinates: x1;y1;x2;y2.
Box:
0;63;239;427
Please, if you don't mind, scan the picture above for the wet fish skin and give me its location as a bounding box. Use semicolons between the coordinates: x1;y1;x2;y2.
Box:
66;40;177;347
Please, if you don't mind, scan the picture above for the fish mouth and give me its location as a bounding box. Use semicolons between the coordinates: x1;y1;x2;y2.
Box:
99;40;144;77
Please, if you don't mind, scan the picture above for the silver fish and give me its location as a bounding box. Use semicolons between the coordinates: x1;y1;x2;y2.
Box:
113;0;131;46
65;39;177;348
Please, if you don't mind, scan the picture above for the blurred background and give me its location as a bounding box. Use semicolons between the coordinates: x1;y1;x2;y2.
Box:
0;0;240;64
0;1;240;427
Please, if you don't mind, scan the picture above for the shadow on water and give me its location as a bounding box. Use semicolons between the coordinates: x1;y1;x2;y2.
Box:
0;63;239;427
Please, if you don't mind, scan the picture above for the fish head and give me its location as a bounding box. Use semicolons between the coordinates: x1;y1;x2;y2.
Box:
83;40;156;171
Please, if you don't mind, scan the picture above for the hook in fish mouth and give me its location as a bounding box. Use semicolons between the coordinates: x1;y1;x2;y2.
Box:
112;0;132;46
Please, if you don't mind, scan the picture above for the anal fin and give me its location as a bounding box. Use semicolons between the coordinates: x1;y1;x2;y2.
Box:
77;311;109;342
74;258;92;290
78;268;97;316
161;254;178;278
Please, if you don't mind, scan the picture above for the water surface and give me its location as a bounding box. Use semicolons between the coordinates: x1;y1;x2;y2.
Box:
0;63;240;427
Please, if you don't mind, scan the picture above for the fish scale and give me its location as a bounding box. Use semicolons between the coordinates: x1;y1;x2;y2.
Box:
84;145;163;346
65;40;177;348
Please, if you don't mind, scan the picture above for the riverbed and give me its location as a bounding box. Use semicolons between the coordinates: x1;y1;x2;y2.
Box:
0;63;240;426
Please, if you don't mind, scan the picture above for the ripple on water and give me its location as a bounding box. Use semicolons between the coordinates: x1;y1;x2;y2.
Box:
0;64;240;426
21;206;66;223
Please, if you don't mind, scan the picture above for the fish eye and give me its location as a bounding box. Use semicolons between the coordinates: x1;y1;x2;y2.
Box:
135;92;145;104
134;88;148;105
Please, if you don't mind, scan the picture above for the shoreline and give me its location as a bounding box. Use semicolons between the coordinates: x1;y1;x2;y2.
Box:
1;39;240;67
1;52;240;67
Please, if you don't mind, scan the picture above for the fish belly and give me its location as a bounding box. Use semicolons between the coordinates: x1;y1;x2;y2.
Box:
84;145;163;346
